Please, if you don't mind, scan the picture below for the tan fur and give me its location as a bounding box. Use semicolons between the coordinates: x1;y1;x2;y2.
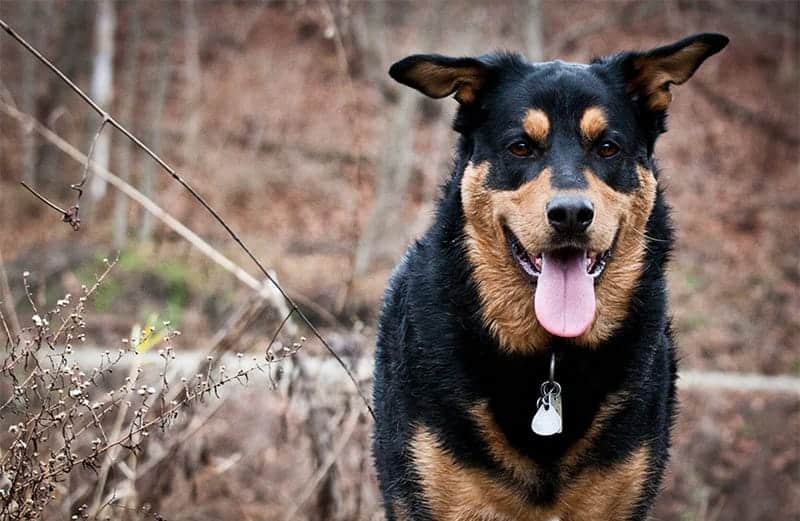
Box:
470;401;539;486
410;62;485;104
579;107;607;143
461;162;657;354
470;392;630;485
523;109;550;143
574;167;657;348
412;424;650;521
461;162;552;352
559;390;631;470
631;42;713;111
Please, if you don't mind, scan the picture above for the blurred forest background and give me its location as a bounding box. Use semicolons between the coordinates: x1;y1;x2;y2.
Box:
0;1;798;520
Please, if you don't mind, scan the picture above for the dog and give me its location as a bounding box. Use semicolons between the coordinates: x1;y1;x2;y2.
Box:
372;33;728;521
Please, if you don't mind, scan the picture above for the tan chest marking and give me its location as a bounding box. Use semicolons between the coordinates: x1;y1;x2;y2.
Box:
470;392;630;484
411;423;649;521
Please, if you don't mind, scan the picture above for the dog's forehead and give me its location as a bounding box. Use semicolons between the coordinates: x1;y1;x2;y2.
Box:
488;60;614;125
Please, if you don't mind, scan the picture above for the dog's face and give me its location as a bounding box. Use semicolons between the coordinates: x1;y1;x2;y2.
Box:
391;34;728;353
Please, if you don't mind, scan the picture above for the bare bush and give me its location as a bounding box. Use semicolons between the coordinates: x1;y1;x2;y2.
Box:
0;260;304;520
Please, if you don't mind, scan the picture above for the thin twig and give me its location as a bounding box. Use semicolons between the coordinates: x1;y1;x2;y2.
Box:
20;179;80;231
134;394;226;480
0;17;374;420
20;181;68;215
88;347;143;518
0;247;19;338
0;308;11;345
21;351;294;488
74;117;110;198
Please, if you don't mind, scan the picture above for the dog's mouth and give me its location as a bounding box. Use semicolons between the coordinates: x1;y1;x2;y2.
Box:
505;228;612;281
506;231;611;281
504;227;614;338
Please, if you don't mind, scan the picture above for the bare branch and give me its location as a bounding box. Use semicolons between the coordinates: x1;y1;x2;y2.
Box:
1;101;294;331
19;182;68;217
74;117;110;202
0;245;19;340
0;17;374;419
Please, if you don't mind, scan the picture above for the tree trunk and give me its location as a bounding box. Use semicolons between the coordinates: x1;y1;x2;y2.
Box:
183;0;202;163
525;0;544;62
112;3;142;250
87;0;115;203
38;2;92;187
351;2;418;277
139;23;172;244
352;87;416;276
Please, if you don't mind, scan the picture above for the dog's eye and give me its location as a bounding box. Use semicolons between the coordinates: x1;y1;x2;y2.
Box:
597;140;620;158
508;141;535;158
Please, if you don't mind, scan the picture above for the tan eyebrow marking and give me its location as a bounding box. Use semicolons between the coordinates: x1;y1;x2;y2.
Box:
580;106;608;142
523;108;550;143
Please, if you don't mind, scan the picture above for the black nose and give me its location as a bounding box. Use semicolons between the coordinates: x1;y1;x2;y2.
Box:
546;196;594;235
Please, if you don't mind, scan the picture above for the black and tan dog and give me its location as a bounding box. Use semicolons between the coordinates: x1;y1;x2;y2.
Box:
372;34;728;520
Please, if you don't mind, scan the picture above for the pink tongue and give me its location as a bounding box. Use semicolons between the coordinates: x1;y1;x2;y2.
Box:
534;251;596;338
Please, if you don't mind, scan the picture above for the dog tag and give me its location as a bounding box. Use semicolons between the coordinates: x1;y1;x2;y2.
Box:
532;353;563;436
531;393;563;436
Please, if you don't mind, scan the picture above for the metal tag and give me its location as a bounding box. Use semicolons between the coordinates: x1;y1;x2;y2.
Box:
531;392;563;436
532;355;563;437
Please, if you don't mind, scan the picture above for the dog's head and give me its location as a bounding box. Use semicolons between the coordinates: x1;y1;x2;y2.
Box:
390;34;728;352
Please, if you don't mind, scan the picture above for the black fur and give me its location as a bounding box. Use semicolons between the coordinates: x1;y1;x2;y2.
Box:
373;34;727;520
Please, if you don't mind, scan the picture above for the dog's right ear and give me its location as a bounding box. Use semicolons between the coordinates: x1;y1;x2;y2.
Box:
389;54;491;105
617;33;729;112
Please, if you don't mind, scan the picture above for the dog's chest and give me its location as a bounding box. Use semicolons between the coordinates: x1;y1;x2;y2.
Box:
407;399;649;521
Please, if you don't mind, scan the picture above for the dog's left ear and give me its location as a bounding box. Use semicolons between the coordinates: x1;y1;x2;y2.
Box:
620;33;729;111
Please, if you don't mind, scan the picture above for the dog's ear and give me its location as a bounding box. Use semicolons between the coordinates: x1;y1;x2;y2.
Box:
619;33;729;112
389;54;492;105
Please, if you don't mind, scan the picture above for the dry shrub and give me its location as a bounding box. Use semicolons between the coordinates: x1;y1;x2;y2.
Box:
0;259;300;520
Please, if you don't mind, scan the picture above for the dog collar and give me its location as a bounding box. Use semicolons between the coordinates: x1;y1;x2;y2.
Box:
531;351;563;436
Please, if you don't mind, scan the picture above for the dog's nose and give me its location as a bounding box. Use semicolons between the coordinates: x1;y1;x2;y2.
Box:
546;195;594;234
